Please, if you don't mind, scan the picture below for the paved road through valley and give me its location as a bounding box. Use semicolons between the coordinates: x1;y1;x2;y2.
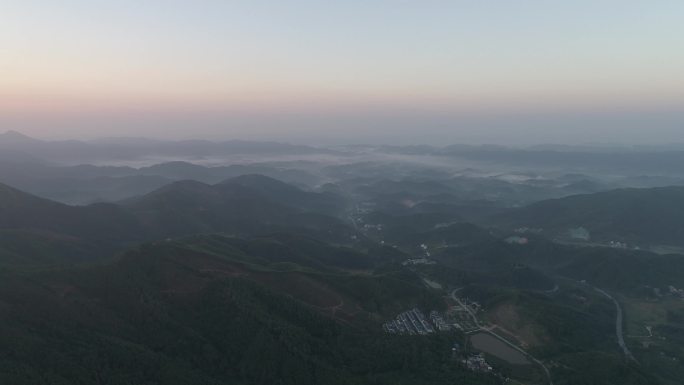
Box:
591;286;638;364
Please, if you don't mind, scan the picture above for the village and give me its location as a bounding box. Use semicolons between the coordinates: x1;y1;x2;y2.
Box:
382;298;500;376
382;299;483;336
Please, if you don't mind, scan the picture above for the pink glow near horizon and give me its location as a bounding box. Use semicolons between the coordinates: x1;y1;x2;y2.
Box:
1;1;683;143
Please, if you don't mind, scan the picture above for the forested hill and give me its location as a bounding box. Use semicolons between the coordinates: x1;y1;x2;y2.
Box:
0;177;353;267
0;234;498;385
493;186;684;247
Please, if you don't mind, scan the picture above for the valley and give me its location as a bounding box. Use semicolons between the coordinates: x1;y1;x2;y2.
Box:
0;134;682;384
3;2;682;383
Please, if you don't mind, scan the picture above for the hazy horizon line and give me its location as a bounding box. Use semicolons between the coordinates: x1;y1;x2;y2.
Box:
7;129;684;150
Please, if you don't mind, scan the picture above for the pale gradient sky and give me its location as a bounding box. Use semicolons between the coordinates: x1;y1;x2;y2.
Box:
1;1;683;144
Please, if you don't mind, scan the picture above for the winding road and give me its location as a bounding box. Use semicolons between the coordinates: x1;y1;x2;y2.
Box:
591;286;638;364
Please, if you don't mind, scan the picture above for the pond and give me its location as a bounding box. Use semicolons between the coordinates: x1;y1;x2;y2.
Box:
470;333;531;365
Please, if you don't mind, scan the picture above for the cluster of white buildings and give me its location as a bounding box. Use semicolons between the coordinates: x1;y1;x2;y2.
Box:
383;308;449;335
402;257;436;266
609;240;629;249
514;227;542;234
462;353;493;373
429;310;451;332
669;285;684;298
504;236;528;245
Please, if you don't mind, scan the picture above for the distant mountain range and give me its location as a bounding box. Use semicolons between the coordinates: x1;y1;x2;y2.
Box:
5;131;684;384
9;130;684;176
0;130;338;164
368;143;684;175
0;159;323;205
0;169;679;384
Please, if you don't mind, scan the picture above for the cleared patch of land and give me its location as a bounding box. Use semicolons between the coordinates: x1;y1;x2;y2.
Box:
623;297;684;332
487;303;543;348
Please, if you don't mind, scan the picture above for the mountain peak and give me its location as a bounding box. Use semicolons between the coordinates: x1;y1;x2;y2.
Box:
0;130;38;142
222;174;297;190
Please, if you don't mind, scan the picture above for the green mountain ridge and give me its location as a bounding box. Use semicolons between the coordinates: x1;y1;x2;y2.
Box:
493;186;684;247
0;176;353;267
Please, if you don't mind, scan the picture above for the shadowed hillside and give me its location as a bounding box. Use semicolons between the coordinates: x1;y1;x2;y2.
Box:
0;177;354;267
493;187;684;247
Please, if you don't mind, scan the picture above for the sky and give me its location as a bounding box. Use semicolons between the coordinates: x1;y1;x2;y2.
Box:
1;0;683;145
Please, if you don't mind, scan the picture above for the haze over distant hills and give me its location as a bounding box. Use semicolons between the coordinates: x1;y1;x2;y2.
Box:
8;130;684;174
0;130;337;165
5;130;684;206
4;1;684;382
2;131;684;384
